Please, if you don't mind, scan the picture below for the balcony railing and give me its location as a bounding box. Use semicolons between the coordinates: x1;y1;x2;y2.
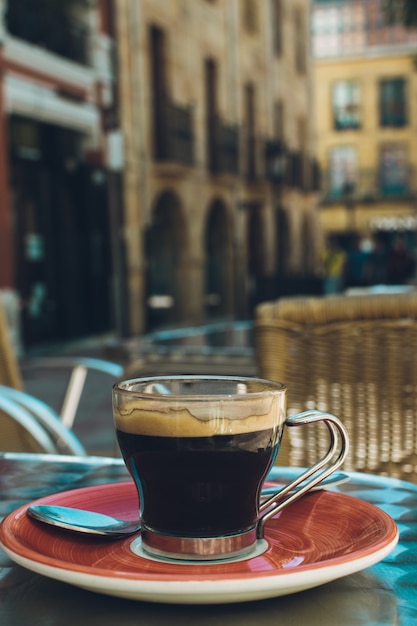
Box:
6;0;89;65
265;139;287;184
208;117;239;176
321;167;417;204
154;99;194;166
265;142;320;191
245;134;259;182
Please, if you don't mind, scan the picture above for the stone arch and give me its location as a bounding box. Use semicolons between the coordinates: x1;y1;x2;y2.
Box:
204;198;234;319
146;189;187;329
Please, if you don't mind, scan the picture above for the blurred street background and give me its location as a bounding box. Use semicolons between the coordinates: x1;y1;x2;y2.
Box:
21;322;257;456
2;0;417;455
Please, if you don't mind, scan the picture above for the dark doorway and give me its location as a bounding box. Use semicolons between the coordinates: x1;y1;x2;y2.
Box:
205;200;230;319
146;191;186;330
10;116;112;347
247;203;264;311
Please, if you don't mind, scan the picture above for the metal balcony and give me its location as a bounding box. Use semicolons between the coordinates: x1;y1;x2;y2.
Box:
265;140;287;184
208;117;239;176
265;142;320;191
321;167;417;204
154;99;194;166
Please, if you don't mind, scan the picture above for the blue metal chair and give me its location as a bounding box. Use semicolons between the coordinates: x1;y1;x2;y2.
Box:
0;291;124;454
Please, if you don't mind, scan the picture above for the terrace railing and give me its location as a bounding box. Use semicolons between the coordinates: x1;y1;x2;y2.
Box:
154;99;194;166
6;0;89;65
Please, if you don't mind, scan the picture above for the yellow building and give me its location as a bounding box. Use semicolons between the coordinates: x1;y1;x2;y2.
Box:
313;0;417;253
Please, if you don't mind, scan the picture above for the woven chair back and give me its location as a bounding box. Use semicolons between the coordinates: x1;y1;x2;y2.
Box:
0;293;23;389
254;292;417;482
0;414;45;453
0;294;40;450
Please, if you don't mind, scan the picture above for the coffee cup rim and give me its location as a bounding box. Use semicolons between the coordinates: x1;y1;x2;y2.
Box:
113;375;286;399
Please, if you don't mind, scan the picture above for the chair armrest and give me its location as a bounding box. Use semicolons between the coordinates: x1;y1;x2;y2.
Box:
20;357;124;428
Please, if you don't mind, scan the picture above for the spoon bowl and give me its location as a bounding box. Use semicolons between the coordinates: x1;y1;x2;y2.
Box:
28;505;141;537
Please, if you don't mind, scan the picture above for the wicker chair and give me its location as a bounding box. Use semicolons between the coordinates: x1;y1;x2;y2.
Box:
0;291;124;454
0;386;87;455
254;292;417;482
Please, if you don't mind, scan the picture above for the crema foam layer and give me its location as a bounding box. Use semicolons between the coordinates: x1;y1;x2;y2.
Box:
114;399;286;437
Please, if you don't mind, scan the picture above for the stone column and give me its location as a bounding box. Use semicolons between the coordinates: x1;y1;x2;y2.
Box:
180;254;205;326
115;0;146;335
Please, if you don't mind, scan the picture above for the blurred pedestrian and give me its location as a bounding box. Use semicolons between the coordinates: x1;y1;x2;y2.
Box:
364;233;388;285
322;235;347;295
344;234;369;288
386;234;415;284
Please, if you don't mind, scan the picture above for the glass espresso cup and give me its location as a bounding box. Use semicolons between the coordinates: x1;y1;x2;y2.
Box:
112;376;348;561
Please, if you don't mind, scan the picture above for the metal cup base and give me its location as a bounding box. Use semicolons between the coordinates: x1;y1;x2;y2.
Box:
140;526;258;561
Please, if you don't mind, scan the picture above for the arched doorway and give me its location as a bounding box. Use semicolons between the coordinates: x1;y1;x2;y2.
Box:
275;206;293;296
205;199;233;319
146;190;187;330
247;203;264;312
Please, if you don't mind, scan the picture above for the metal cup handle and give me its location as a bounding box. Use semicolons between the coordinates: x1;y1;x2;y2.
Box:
257;410;349;539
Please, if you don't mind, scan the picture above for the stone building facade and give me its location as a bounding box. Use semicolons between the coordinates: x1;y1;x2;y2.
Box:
115;0;322;335
0;0;322;348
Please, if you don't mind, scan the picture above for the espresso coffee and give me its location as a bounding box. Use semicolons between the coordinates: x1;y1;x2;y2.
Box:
112;376;347;561
113;377;286;558
116;427;281;537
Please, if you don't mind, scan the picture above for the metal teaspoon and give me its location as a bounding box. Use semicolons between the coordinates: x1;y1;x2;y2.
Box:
27;472;349;538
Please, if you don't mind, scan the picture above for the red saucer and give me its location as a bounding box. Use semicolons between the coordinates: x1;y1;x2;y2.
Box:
0;480;398;604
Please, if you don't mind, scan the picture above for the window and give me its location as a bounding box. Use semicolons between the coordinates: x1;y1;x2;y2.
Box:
379;144;408;196
243;0;258;34
329;145;357;198
244;82;257;179
332;81;361;130
271;0;282;55
150;25;168;159
273;101;284;139
298;116;309;188
312;6;342;58
298;117;307;155
10;117;41;160
379;78;407;127
294;8;306;74
205;58;217;171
